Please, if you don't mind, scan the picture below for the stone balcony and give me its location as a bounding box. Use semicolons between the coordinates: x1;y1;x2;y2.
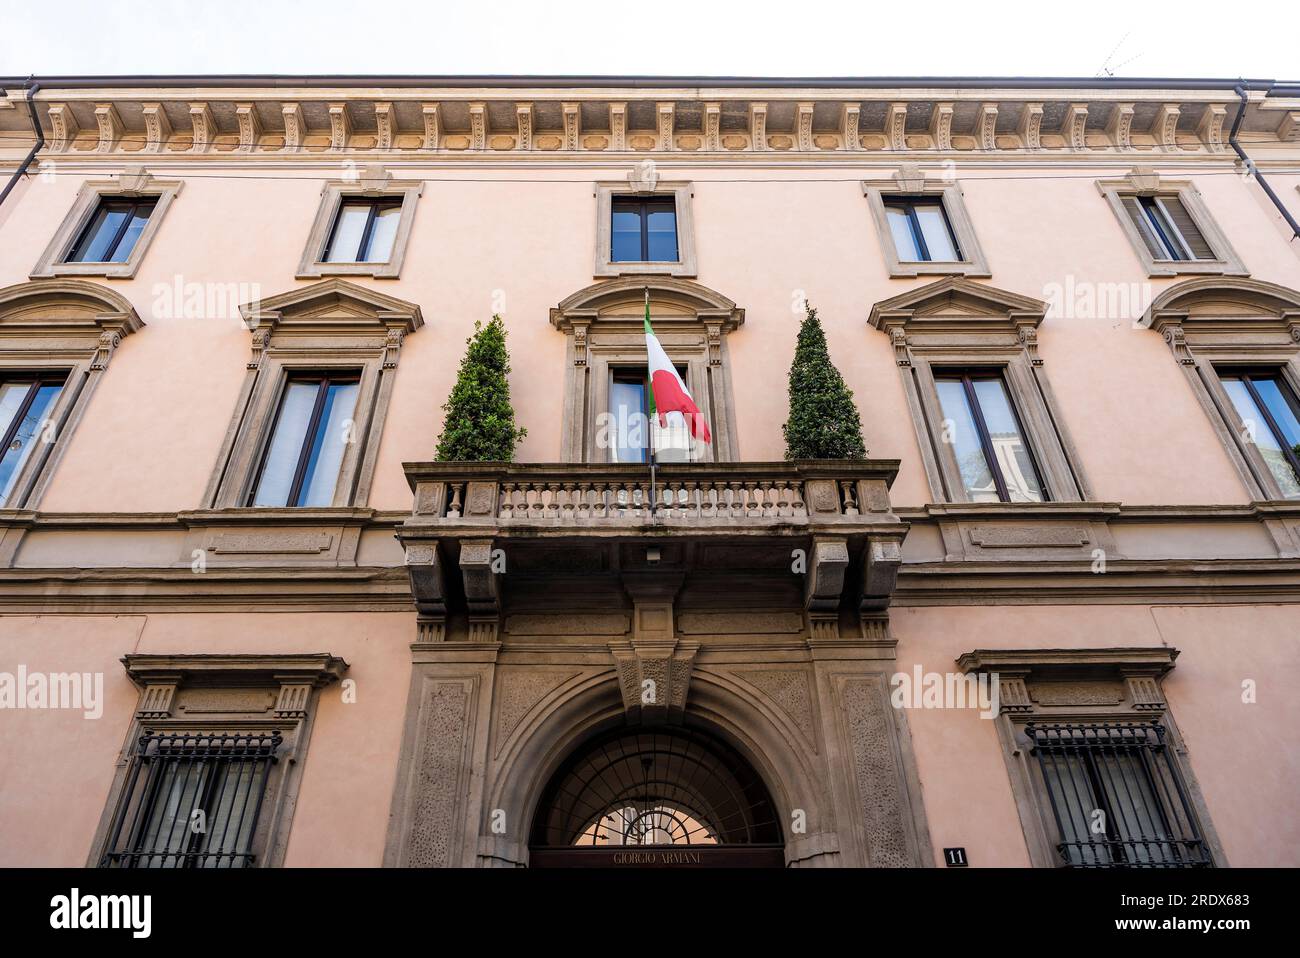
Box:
397;460;908;645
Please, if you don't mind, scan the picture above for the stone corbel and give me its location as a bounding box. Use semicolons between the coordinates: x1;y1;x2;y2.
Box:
890;326;911;367
355;163;392;195
1122;671;1167;711
188;102;215;153
703;102;721;152
1012;313;1043;365
704;321;723;366
47;103;78;153
422;103;441;150
1018;102;1043;151
609;102;626;152
929;102;953;151
90;313;136;370
978;102;998;151
365;101;390;151
996;670;1033;714
140;103;172;153
1277;112;1300;142
273;681;313;719
1198;104;1226;152
282;102;304;150
1107;102;1135;150
804;536;848;641
798;102;817;151
1155;103;1181;151
1124;165;1162;194
749;102;767;150
404;540;448;622
235;102;262;152
516;102;534;151
328;102;352;150
886;102;907;151
1063;103;1088;151
116;165;155;196
841;102;861;150
460;538;501;641
570;319;590;367
558;102;578;152
861;537;902;612
1159;317;1195;365
136;678;180;719
891;162;926;194
94;103;122;153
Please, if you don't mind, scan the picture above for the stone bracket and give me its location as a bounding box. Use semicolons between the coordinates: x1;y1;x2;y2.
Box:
610;638;699;724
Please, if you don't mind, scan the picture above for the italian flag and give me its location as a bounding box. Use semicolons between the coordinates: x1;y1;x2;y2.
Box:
645;295;710;444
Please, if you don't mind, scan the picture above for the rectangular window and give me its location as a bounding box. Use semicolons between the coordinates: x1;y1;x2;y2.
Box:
883;197;961;262
1025;723;1211;868
611;197;679;263
608;367;692;464
66;198;157;264
1123;195;1214;262
323;198;402;264
1218;369;1300;498
934;371;1046;503
250;372;361;507
0;374;65;506
100;731;281;868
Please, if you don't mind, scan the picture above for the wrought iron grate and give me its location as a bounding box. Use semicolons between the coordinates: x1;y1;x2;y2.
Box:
100;730;281;868
1025;722;1211;868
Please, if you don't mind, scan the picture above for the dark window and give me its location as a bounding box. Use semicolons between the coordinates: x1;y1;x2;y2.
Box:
884;197;961;262
249;372;361;507
100;731;281;868
1122;194;1214;261
323;198;402;263
1218;369;1300;497
66;198;157;263
934;370;1046;502
1025;723;1211;868
0;374;65;506
611;196;678;262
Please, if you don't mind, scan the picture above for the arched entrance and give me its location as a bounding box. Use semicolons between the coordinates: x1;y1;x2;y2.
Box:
528;725;784;867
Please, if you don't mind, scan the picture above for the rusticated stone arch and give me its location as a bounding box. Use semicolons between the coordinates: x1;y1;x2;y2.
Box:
479;663;839;868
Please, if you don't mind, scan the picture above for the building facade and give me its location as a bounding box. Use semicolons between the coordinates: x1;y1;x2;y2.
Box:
0;76;1298;868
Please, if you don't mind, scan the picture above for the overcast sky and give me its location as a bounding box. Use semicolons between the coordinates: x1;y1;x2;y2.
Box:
1;0;1296;80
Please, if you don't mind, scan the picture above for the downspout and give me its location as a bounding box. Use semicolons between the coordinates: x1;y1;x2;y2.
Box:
1230;83;1300;241
0;78;43;211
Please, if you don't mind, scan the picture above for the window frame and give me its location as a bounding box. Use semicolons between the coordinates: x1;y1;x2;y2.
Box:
246;369;365;508
1097;171;1247;277
607;362;698;464
1213;367;1300;496
65;196;159;265
296;170;422;280
0;372;69;507
882;196;963;263
31;170;183;280
0;280;143;510
594;181;697;278
932;367;1050;503
871;278;1088;505
203;280;422;511
862;169;991;278
90;653;347;870
957;648;1225;869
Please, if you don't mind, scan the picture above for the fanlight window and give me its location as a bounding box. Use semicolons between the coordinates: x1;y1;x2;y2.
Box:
531;727;780;848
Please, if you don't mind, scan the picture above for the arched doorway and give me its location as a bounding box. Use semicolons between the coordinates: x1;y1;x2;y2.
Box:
528;724;784;867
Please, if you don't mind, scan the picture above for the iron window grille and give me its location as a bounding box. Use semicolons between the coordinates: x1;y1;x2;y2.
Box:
100;731;281;868
1025;722;1211;868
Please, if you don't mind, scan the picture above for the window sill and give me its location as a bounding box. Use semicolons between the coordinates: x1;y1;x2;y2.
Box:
594;260;697;279
297;262;401;280
1143;260;1249;278
31;261;140;280
886;261;991;279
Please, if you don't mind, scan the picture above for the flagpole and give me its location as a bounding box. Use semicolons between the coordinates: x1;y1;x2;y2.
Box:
646;286;658;518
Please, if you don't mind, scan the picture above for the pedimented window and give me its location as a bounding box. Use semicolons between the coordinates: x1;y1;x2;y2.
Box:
870;277;1088;504
550;278;743;463
0;280;143;508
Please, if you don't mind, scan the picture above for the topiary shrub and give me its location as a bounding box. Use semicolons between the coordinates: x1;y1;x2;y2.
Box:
435;315;527;461
782;302;867;460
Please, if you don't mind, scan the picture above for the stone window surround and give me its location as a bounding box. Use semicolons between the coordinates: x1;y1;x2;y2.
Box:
86;652;348;869
593;178;698;278
957;647;1225;869
296;166;423;280
0;279;143;509
869;277;1089;504
1097;168;1247;278
30;167;183;280
550;277;743;463
203;279;422;510
862;165;991;279
1143;276;1300;501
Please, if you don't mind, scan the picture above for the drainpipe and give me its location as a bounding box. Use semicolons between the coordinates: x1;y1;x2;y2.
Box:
0;78;43;211
1230;83;1300;241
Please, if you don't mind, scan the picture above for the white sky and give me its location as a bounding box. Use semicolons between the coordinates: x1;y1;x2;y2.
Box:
0;0;1297;80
